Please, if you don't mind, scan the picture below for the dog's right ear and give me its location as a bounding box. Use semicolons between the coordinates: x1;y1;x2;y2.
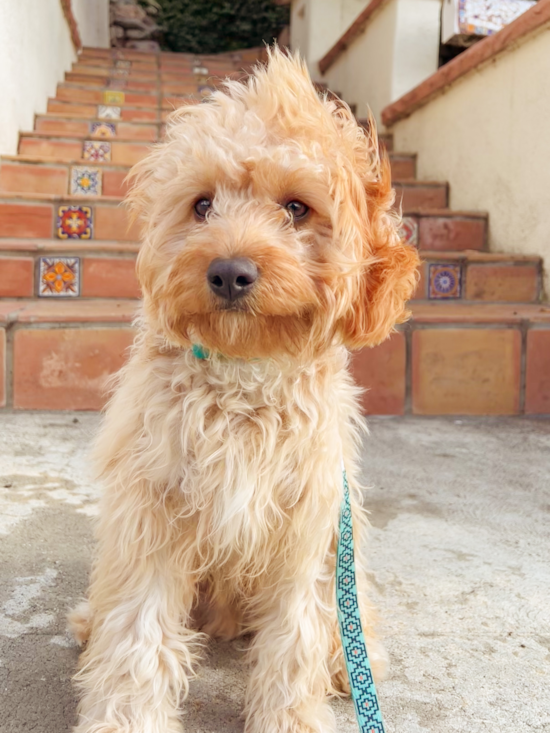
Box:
326;110;420;349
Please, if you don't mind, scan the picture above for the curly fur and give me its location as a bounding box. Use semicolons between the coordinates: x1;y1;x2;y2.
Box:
69;47;419;733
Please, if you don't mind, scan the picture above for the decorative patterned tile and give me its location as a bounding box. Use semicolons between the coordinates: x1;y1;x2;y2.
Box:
193;66;209;75
83;140;112;162
103;90;125;106
108;79;127;90
98;105;121;120
112;68;129;77
428;264;462;299
458;0;535;36
400;217;419;247
39;257;80;297
70;166;102;196
56;206;93;240
115;59;132;69
90;121;116;138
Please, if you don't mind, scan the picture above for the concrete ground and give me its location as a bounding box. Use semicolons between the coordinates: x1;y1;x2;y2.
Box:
0;414;549;733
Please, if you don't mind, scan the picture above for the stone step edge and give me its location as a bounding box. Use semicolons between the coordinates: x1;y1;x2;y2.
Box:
58;81;206;102
47;98;195;114
35;113;162;128
1;152;417;170
1;300;549;327
0;192;464;210
0;192;123;205
0;239;140;253
0;242;538;262
19;131;159;145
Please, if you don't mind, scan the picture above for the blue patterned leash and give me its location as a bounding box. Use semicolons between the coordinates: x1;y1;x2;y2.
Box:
337;469;386;733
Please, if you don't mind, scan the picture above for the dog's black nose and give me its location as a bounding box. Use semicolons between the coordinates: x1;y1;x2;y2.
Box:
207;258;258;301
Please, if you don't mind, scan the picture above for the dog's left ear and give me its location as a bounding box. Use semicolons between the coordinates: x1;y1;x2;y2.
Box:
337;144;420;350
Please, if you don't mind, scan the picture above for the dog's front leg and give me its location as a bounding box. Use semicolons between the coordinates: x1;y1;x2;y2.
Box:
73;504;200;733
245;564;336;733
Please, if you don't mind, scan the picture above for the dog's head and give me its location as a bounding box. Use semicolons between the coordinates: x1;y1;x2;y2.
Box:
129;48;419;359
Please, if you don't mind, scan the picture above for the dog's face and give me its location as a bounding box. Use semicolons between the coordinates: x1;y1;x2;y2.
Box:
129;50;419;359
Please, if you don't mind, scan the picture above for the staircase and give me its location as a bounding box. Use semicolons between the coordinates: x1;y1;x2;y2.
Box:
0;47;548;415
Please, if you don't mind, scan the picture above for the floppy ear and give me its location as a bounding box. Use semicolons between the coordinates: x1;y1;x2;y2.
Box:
338;143;420;350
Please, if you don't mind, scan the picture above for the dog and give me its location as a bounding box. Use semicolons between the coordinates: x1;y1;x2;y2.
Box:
69;48;419;733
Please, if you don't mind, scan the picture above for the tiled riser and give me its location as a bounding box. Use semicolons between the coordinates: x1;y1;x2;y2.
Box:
413;262;541;302
0;164;130;197
0;256;139;298
1;157;413;196
47;101;162;122
0;202;139;241
34;118;159;141
57;86;158;108
401;215;487;251
19;138;149;165
1;323;549;413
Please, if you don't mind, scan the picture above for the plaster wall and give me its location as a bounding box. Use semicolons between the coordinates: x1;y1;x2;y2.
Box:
290;0;370;78
322;1;397;122
391;25;550;293
0;0;109;156
319;0;441;124
72;0;110;49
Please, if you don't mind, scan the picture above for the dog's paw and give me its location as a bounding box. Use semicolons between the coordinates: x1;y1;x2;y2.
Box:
68;600;93;647
201;612;243;641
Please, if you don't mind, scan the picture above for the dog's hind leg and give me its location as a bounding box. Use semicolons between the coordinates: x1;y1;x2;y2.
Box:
72;494;202;733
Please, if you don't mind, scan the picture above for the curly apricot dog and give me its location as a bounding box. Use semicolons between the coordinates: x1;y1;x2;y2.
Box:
69;48;419;733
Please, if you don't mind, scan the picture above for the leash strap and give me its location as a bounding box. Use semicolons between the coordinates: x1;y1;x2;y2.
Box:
337;470;386;733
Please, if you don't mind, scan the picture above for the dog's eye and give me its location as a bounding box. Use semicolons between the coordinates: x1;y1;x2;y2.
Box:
285;200;309;221
194;198;212;219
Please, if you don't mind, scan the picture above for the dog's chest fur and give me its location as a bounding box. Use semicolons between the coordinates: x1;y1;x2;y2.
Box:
97;340;362;574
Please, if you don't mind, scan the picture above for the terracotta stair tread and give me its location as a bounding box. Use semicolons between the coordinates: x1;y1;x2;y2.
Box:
421;250;541;262
0;298;137;325
2;152;412;168
410;301;550;324
1;155;135;169
20;131;156;144
395;179;446;187
404;207;487;217
36;113;160;128
0;191;123;204
0;238;139;253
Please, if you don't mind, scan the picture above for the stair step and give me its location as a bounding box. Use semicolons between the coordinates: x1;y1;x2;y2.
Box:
414;250;542;303
0;240;139;299
401;210;487;251
352;301;550;417
47;99;164;122
395;180;448;209
1;299;549;414
0;193;137;241
1;153;415;197
18;134;149;165
0;157;132;197
34;115;160;141
56;83;159;108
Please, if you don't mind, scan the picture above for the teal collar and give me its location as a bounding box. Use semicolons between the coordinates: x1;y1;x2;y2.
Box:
191;344;209;360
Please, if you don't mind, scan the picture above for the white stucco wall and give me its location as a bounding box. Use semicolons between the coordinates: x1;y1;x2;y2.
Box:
0;0;109;156
73;0;110;49
320;0;441;124
290;0;370;78
391;24;550;293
